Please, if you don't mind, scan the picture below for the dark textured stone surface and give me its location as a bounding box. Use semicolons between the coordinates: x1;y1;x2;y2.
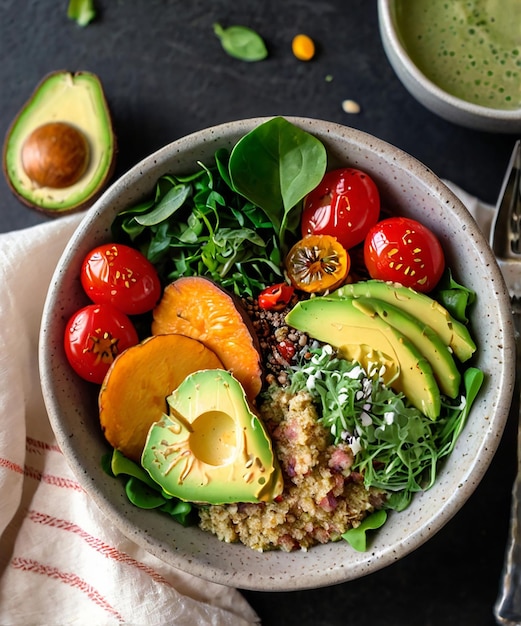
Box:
1;1;517;624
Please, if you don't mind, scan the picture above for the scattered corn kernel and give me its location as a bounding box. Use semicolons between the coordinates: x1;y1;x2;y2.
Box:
292;34;315;61
342;99;361;114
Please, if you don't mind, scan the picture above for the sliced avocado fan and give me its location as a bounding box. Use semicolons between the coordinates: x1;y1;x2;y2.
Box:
286;296;444;420
331;280;476;362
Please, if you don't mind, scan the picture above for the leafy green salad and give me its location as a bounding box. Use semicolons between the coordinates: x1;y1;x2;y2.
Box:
104;117;483;549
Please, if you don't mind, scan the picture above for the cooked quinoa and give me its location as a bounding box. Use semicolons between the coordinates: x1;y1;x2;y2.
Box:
198;386;386;552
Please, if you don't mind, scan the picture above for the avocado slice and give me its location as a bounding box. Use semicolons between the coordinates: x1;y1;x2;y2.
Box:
349;297;461;398
331;280;476;362
3;71;116;215
141;369;283;505
286;297;441;419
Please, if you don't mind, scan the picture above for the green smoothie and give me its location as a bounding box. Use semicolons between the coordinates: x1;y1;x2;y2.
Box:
394;0;521;110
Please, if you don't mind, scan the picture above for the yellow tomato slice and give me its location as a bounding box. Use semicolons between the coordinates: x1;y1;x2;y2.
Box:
285;234;350;293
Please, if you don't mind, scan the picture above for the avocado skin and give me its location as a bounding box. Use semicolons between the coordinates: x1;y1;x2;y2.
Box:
2;70;116;216
141;369;283;505
350;297;461;398
331;280;476;362
286;297;442;420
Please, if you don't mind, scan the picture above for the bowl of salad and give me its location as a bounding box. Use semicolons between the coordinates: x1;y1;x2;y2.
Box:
39;116;515;590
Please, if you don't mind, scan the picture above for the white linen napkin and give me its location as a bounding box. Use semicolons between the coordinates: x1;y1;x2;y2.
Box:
0;212;260;626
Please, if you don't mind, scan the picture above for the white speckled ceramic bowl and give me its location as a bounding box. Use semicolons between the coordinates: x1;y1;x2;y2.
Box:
378;0;521;134
39;117;515;591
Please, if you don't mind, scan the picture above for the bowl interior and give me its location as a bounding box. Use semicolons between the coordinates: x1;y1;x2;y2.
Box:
377;0;521;133
39;117;515;591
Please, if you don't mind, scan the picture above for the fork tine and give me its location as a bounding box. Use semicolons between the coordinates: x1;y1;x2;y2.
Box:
511;144;521;254
490;140;521;259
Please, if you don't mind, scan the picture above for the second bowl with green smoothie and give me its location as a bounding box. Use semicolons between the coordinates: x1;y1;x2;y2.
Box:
378;0;521;133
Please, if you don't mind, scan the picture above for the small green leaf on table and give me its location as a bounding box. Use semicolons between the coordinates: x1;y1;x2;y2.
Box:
67;0;96;27
213;23;268;61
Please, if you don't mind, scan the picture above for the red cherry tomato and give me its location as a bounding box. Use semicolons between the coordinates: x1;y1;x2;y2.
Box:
363;217;445;292
301;168;380;250
258;283;295;310
64;303;139;384
81;243;161;315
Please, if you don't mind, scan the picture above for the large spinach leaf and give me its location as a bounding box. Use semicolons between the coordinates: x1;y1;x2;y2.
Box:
228;117;327;248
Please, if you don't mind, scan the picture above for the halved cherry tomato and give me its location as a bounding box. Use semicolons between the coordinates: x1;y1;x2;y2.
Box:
364;216;445;292
301;168;380;250
286;234;350;293
258;283;295;311
81;243;161;315
64;303;139;384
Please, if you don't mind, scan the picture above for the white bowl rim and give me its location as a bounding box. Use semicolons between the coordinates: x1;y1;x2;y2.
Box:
378;0;521;121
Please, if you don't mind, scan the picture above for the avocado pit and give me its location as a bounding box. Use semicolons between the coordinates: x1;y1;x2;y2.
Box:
21;121;90;189
189;410;237;466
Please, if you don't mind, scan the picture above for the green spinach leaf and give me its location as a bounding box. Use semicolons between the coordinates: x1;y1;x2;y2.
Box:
228;117;327;247
135;184;191;226
342;510;388;551
107;449;195;525
435;268;477;323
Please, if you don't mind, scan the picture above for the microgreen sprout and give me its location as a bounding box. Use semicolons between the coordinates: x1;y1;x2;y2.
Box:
112;162;283;297
287;345;483;512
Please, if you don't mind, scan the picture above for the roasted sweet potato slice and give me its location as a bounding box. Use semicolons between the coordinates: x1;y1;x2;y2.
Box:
99;333;223;462
151;276;262;401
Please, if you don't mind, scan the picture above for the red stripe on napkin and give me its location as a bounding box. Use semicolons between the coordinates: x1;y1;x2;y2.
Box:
10;557;125;622
0;457;83;492
0;457;23;475
26;437;62;455
27;510;174;586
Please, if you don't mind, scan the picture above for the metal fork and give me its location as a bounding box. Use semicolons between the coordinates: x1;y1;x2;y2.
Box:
493;139;521;626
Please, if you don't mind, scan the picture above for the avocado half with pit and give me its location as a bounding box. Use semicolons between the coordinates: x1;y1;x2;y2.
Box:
2;71;116;215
